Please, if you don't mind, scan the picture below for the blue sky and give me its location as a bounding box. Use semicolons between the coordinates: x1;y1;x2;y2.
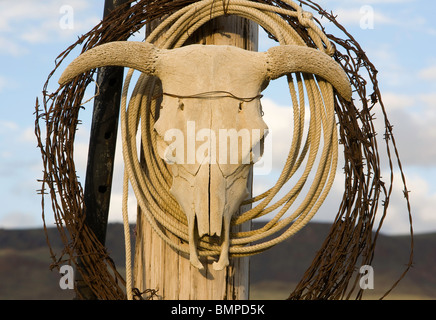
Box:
0;0;435;235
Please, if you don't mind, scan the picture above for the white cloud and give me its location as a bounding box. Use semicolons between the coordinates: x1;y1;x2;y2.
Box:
372;112;435;168
259;98;294;172
108;190;138;225
0;0;100;53
0;120;19;132
362;45;412;89
363;0;413;2
0;211;40;229
418;65;436;81
312;0;429;34
0;36;28;56
380;92;415;111
18;127;37;143
315;6;395;27
334;6;395;25
20;14;101;44
380;171;436;234
316;0;415;6
420;93;436;107
376;92;436;167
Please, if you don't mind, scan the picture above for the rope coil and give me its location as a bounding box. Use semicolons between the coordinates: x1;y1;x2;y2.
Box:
120;0;339;299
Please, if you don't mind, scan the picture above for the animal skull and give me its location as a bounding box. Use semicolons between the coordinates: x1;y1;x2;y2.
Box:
59;41;351;270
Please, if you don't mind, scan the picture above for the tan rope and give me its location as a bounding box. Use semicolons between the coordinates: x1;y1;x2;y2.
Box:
121;0;339;298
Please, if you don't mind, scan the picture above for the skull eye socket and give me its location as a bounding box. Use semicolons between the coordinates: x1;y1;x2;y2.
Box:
238;102;243;112
178;99;184;111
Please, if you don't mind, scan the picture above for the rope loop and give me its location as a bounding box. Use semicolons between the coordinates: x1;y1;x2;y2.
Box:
297;9;313;28
120;0;340;298
122;0;338;260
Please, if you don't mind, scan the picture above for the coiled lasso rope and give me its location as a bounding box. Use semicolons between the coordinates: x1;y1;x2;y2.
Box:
121;0;340;299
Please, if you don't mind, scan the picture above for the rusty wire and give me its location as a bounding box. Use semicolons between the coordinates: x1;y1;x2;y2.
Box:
35;0;198;300
35;0;413;300
282;0;414;300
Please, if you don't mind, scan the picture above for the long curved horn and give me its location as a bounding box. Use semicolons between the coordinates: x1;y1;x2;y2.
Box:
266;45;352;101
59;41;160;85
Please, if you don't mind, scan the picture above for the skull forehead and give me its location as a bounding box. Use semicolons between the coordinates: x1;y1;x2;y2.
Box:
154;96;268;176
157;44;266;95
156;97;266;145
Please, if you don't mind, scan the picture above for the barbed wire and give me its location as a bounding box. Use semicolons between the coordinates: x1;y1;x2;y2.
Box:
35;0;413;300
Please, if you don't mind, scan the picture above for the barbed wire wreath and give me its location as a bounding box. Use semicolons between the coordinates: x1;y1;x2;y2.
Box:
35;0;413;300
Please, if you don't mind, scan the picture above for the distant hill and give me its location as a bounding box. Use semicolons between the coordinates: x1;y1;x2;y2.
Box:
0;222;433;300
249;222;435;300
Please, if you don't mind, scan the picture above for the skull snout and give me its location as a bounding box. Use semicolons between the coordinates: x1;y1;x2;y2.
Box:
169;163;250;238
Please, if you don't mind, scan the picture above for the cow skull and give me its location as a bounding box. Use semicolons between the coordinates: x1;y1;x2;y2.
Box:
59;41;351;270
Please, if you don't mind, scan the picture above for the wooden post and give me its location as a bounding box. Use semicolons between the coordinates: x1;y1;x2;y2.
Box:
133;16;258;300
75;0;129;300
